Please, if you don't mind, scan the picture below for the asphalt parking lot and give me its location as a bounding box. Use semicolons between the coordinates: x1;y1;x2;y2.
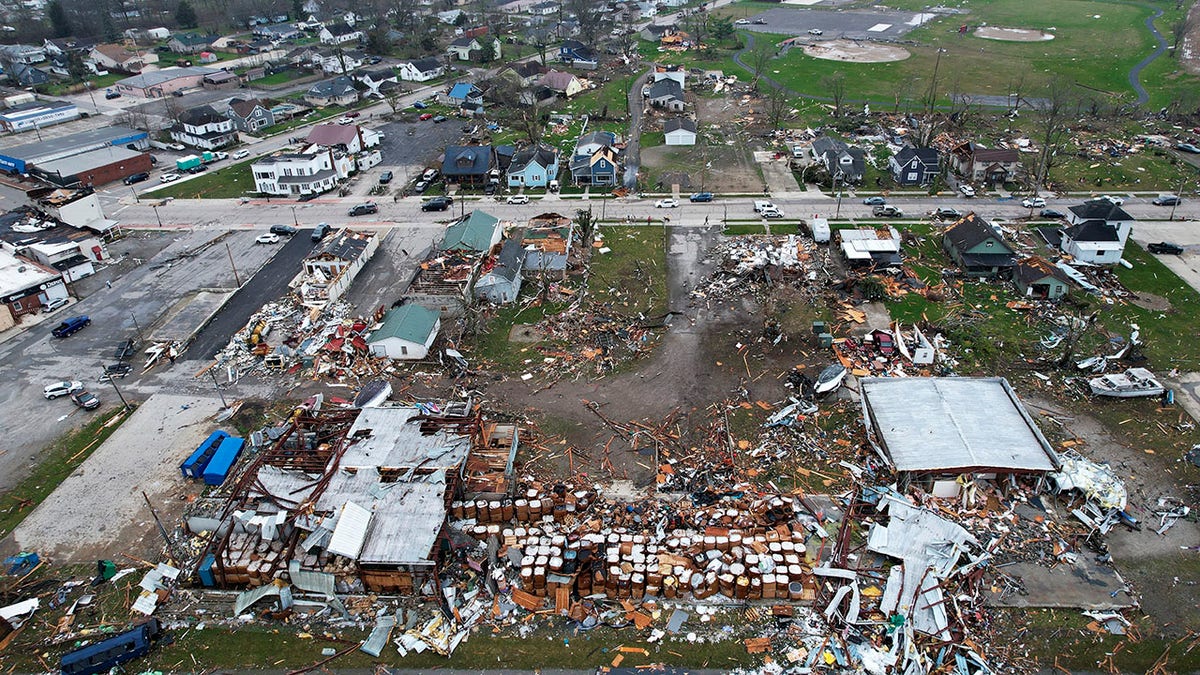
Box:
744;7;936;40
375;119;469;185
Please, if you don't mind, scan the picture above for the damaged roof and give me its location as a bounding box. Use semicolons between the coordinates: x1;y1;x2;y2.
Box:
338;403;472;470
859;377;1060;473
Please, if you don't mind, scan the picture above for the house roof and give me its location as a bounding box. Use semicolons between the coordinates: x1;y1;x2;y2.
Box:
509;145;557;173
647;78;683;100
664;117;696;134
450;35;479;48
442;209;500;252
306;122;358;146
405;57;442;73
576;130;616;150
369;303;440;345
117;66;216;89
972;147;1019;163
1063;219;1119;243
178;104;226;126
172;33;215;46
357;68;395;82
860;377;1060;473
894;146;938;167
1069;200;1133;222
510;61;546;78
448;82;480;99
943;212;1014;254
228;98;266;118
323;21;359;36
485;235;525;282
1013;255;1072;287
308;228;373;261
538;69;577;91
441;145;493;176
307;75;356;97
812;136;865;178
92;43;137;63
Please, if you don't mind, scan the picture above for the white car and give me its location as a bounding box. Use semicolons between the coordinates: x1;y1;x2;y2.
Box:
160;173;180;183
255;233;281;244
168;143;185;151
1097;195;1125;205
808;28;823;35
336;117;353;125
42;296;69;313
734;18;750;25
213;151;228;160
655;198;679;208
44;380;83;399
761;208;784;219
958;184;976;197
506;194;530;204
232;149;250;159
1021;197;1046;208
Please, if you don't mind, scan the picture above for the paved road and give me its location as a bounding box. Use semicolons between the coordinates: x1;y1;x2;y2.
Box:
1130;4;1168;105
186;229;315;360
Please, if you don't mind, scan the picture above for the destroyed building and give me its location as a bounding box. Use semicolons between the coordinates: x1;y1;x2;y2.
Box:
838;226;902;267
198;401;519;595
859;377;1060;491
404;211;503;316
520;213;575;280
299;229;379;308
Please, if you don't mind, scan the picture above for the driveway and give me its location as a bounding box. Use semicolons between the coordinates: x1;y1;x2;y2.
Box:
623;67;654;189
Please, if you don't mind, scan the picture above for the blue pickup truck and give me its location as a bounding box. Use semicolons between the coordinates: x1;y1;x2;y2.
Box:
51;315;90;338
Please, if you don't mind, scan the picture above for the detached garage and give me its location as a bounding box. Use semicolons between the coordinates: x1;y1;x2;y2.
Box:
664;117;696;146
367;304;441;360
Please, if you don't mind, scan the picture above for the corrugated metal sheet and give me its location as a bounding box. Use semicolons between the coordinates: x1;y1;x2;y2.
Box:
860;377;1059;473
327;501;372;560
339;404;471;470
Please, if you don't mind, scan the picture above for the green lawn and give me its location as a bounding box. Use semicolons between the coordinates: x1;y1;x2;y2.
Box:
1105;241;1200;370
257;106;349;136
151;159;257;199
253;69;306;86
0;406;133;540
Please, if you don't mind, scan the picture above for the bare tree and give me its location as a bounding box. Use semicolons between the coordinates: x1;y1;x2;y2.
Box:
563;0;608;47
1006;72;1027;114
764;85;789;130
382;88;405;116
747;39;773;94
1032;77;1076;191
821;71;846;117
890;74;916;114
1173;15;1195;53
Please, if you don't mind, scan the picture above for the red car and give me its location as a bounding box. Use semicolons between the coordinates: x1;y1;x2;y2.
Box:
419;113;434;121
346;111;361;118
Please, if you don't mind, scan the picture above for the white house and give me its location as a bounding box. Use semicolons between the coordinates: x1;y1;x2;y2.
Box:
398;57;444;82
1059;199;1135;266
447;35;501;61
168;105;237;150
436;8;464;23
315;49;363;74
252;150;340;196
664;117;696;146
367;303;441;360
299;228;379;308
319;22;363;45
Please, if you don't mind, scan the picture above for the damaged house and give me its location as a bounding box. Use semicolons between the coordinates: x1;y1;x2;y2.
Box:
474;234;524;304
404;210;503;316
521;212;574;280
942;212;1016;277
298;228;379;308
367;303;441;360
1058;199;1134;266
838;226;902;267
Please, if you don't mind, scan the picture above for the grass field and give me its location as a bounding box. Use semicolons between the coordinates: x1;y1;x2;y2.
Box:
151;159;256;199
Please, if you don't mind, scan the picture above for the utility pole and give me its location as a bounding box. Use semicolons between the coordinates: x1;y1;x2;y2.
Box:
225;242;241;287
209;367;228;408
152;204;163;227
130;312;144;343
105;368;132;412
1170;172;1187;221
291;205;299;226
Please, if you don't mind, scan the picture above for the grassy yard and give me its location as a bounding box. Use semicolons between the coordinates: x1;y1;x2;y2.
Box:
0;406;132;540
1048;146;1200;194
151;159;257;199
41;72;126;96
589;225;669;316
257;106;350;136
1105;241;1200;371
253;69;306;86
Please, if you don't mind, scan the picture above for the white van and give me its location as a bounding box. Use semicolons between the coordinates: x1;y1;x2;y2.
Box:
754;200;775;213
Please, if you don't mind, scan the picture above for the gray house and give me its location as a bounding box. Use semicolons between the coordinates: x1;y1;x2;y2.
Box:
889;147;939;186
645;78;684;111
226;98;275;133
942;212;1016;277
811;136;865;184
474;236;524;304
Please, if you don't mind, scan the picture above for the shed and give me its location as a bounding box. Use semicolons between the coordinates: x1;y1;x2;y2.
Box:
367;304;441;360
859;377;1060;488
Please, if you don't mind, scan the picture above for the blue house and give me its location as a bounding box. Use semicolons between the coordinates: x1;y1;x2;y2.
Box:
558;39;596;67
474;236;524;304
442;145;496;185
569;131;620;186
506;144;559;188
445;82;483;112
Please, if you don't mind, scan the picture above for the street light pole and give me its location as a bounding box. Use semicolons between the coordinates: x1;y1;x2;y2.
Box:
292;205;299;226
152;204;163;227
130;312;143;343
225;242;242;287
104;368;132;412
834;171;844;219
209;367;228;408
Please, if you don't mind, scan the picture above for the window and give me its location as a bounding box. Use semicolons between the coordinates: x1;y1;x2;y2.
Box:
907;172;917;182
400;345;408;355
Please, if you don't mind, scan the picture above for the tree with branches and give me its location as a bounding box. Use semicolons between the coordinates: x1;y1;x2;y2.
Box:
764;84;790;130
1032;77;1077;191
176;0;198;28
821;71;846;117
747;39;773;94
47;0;72;37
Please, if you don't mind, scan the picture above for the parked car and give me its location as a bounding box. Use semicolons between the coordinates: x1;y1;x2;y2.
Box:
422;196;453;211
1148;241;1185;255
413;100;428;109
256;233;281;244
655;198;679;208
104;90;120;99
232;149;250;159
297;192;318;201
1176;142;1200;153
114;339;136;360
160;173;180;183
42;296;69;313
734;18;749;25
1094;195;1125;205
99;363;132;382
167;143;185;151
379;171;393;184
958;185;976;197
51;315;90;338
71;389;100;410
311;222;331;241
873;205;903;218
419;113;434;120
213;151;228;160
422;168;439;181
932;207;961;219
1153;194;1182;206
1021;197;1046;208
862;196;887;205
808;28;823;35
348;202;378;216
414;180;429;193
184;164;207;174
506;194;530;204
270;224;298;235
336;116;353;125
760;207;784;219
689;192;714;202
752;17;766;24
1040;208;1066;218
123;172;150;185
44;380;83;399
483;183;497;195
433;115;447;123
